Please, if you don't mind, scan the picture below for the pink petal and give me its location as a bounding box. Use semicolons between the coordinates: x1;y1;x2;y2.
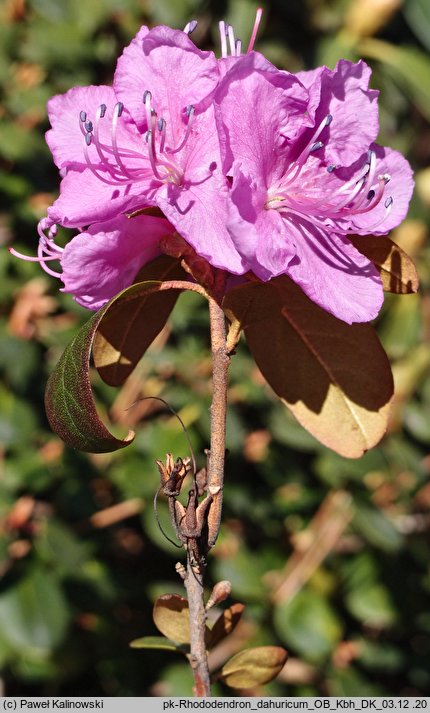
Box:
285;219;384;323
48;165;156;228
226;166;296;279
113;25;220;145
61;214;173;310
296;60;379;167
156;171;247;275
46;85;118;171
215;52;310;180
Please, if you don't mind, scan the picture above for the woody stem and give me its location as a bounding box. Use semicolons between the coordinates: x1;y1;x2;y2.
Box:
185;297;230;697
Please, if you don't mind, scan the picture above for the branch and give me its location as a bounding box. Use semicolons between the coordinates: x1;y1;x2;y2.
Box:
184;297;231;696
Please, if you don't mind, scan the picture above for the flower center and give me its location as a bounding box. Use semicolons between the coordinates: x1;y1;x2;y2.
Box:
265;114;393;230
78;92;196;189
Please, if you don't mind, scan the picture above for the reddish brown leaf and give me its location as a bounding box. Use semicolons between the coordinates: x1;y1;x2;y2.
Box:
350;234;419;294
223;278;394;458
207;603;245;649
93;256;186;386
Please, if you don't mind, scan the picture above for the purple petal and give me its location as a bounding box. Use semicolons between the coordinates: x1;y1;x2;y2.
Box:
226;166;296;279
114;25;220;144
296;60;379;167
214;51;310;180
285;218;384;323
61;214;173;310
46;85;118;171
48;167;154;228
155;171;247;275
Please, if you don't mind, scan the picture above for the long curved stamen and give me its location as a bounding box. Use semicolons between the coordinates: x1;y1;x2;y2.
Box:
37;240;62;277
297;113;332;163
145;130;165;180
111;102;136;178
83;133;127;185
336;160;370;195
247;7;263;53
8;246;60;262
10;220;63;278
167;105;195;154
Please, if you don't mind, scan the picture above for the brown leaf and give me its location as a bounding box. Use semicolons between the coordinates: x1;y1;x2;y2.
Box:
223;278;394;458
219;646;288;689
153;595;190;644
207;603;245;649
350;234;419;293
93;256;186;386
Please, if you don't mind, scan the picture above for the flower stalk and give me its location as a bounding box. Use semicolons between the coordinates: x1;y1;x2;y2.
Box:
180;297;231;696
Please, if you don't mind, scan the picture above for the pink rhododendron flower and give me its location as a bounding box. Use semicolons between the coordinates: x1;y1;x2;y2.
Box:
11;9;413;323
45;25;246;276
214;52;414;323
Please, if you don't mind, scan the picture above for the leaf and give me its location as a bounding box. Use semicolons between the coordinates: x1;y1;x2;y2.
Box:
223;278;394;458
93;255;186;386
360;39;430;122
153;595;191;644
45;278;184;453
274;589;342;663
129;636;187;652
219;646;288;689
346;584;397;628
206;603;245;649
45;309;135;453
349;235;419;294
0;569;70;655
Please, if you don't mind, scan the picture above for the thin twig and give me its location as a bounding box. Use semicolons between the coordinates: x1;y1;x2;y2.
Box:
183;296;231;696
206;297;230;547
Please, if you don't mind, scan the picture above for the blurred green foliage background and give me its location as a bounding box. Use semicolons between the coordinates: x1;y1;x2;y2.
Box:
1;0;430;697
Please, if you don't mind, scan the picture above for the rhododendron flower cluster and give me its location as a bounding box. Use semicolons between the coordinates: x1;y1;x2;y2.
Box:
12;10;413;324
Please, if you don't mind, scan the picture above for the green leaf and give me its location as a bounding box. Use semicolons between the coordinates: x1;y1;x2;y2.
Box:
360;39;430;121
129;636;187;652
153;595;191;644
93;255;186;386
274;589;342;663
223;278;394;458
346;584;397;627
349;235;419;294
45;277;184;452
219;646;288;689
353;504;404;552
45;306;136;454
0;569;70;656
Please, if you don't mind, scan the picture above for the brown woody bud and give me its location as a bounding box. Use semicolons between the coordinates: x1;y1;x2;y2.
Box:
206;580;232;610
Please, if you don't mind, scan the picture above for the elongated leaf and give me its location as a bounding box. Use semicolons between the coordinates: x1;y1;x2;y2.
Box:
219;646;288;689
45;280;180;453
223;278;394;458
349;235;418;294
129;635;187;652
93;255;187;386
360;39;430;121
207;603;245;649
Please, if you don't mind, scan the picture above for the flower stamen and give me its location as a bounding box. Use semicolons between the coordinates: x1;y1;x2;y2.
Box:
247;7;263;53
